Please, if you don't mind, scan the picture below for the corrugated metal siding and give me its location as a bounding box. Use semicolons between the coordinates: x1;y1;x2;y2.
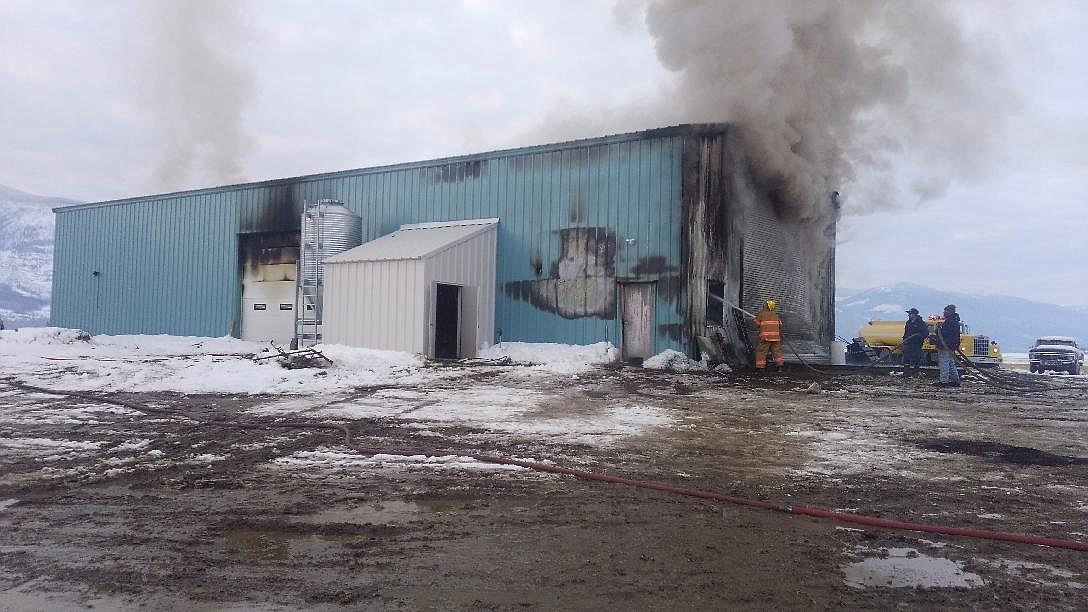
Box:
323;226;497;356
741;189;834;357
53;128;693;352
422;226;497;356
323;259;425;352
51;192;240;336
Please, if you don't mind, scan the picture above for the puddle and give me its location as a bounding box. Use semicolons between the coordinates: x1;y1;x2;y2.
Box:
976;559;1086;589
84;484;144;498
224;528;350;561
0;579;289;611
915;438;1086;466
844;547;983;589
291;501;421;526
290;499;463;526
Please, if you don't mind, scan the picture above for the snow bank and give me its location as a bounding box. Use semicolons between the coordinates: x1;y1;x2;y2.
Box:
643;349;706;372
0;327;90;345
478;341;617;373
0;328;424;394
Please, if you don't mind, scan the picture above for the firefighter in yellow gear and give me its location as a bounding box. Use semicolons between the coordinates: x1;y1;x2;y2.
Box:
754;299;784;371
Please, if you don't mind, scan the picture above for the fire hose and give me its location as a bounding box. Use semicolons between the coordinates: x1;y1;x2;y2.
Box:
4;378;1086;553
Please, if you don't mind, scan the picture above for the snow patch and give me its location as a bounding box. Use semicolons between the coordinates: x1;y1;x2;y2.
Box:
0;437;103;451
871;303;904;314
273;449;530;472
109;439;153;453
643;349;706;372
255;385;674;446
478;341;617;373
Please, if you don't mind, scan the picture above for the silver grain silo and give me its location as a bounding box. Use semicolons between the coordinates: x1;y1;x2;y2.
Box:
296;199;362;344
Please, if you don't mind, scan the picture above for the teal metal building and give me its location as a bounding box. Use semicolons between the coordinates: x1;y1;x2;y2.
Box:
51;124;836;365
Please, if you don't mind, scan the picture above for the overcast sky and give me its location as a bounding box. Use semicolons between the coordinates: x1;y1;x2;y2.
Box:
1;0;1086;304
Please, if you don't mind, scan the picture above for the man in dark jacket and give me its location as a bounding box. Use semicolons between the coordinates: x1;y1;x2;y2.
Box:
902;308;928;374
933;304;962;387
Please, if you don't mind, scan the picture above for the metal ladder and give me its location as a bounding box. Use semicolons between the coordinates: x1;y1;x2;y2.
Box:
295;202;323;347
295;283;320;346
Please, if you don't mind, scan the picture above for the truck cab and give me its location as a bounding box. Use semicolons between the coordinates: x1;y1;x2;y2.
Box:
1028;336;1083;374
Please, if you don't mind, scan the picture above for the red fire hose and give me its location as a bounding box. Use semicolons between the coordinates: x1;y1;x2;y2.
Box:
354;447;1088;553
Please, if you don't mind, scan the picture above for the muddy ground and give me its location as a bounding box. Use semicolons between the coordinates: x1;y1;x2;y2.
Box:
2;364;1088;610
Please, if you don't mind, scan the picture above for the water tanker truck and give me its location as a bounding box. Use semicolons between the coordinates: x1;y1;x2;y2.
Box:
854;315;1002;367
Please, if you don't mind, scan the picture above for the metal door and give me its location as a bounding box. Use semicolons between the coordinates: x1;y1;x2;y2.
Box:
620;283;654;361
241;281;296;344
459;287;478;359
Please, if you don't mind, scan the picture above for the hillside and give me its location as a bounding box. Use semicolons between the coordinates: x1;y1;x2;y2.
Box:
0;184;79;327
836;283;1088;352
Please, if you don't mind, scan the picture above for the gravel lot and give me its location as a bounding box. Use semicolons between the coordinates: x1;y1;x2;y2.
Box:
2;364;1087;610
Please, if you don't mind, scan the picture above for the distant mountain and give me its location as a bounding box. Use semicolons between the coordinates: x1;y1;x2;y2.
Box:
0;184;80;328
836;287;859;298
836;282;1088;352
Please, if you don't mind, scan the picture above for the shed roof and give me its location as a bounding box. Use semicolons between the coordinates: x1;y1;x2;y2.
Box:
325;218;498;263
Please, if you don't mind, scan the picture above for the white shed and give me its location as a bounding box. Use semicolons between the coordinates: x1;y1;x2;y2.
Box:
322;218;498;358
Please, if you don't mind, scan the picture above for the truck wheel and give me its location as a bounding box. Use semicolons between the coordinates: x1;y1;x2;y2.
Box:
1070;363;1081;375
1030;365;1038;373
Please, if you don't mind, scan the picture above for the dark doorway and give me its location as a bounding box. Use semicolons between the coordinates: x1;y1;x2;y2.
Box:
435;283;461;359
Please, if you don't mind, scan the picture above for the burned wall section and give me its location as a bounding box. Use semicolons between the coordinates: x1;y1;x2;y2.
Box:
238;231;299;280
680;126;835;367
504;227;617;319
681;128;750;367
740;169;835;359
239;181;303;234
424;159;486;183
235;181;305;337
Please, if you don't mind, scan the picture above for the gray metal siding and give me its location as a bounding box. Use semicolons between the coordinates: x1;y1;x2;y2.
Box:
54;130;690;352
323;259;426;352
422;226;498;356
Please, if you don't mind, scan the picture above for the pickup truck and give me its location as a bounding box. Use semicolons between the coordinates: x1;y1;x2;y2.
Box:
1028;336;1084;375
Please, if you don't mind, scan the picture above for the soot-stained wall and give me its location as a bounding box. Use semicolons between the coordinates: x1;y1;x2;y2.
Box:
680;126;836;365
52;124;834;363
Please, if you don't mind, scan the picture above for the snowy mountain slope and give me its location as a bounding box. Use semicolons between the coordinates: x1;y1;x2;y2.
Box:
836;282;1088;352
0;184;80;327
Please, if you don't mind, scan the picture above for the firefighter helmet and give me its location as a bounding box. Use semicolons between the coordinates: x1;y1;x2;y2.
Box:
765;299;777;311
